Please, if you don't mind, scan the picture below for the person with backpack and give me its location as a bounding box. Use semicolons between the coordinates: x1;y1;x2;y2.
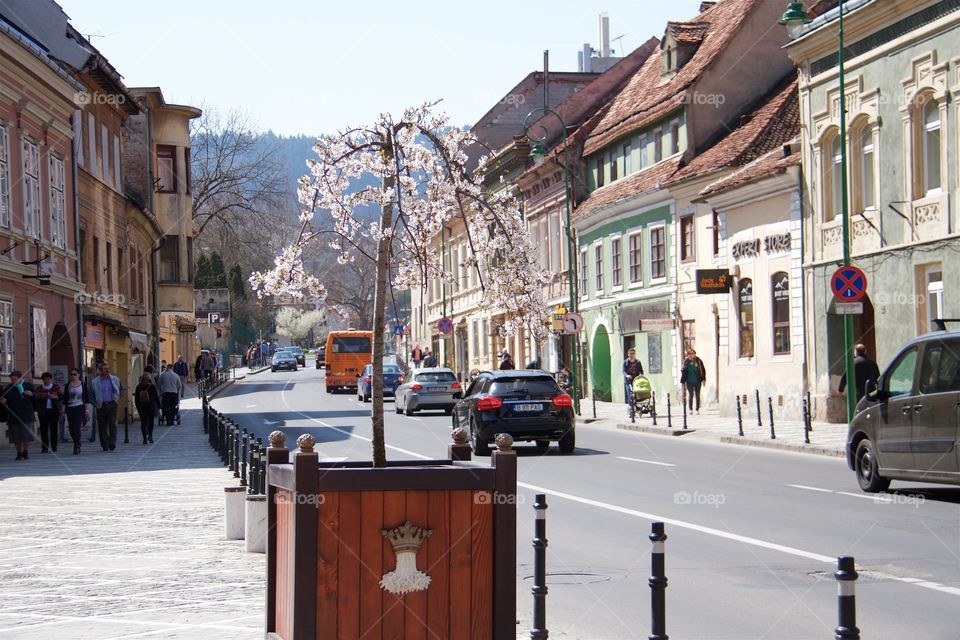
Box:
134;373;160;444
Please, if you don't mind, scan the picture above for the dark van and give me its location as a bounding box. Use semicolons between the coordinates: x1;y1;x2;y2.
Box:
846;329;960;492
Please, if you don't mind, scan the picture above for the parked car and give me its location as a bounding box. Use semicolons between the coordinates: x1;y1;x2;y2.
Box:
452;370;575;456
271;351;298;372
315;345;326;369
357;363;404;402
284;345;305;366
394;367;461;416
847;328;960;492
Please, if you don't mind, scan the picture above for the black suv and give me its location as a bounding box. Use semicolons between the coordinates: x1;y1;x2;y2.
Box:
847;328;960;492
452;370;575;456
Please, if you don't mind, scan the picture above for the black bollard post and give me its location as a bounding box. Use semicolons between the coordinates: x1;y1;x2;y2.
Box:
736;396;744;437
755;388;762;427
240;429;248;487
835;556;859;640
123;406;129;444
681;392;688;430
802;397;811;444
592;390;597;421
531;494;548;640
666;393;672;429
651;391;658;426
202;398;208;434
768;397;776;440
232;423;241;478
806;391;814;432
258;439;267;494
649;522;668;640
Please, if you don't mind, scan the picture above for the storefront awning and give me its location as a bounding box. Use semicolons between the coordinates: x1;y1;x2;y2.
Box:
129;331;149;353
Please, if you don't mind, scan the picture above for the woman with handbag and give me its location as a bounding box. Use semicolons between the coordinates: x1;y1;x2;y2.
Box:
133;373;160;444
1;370;37;460
64;368;88;455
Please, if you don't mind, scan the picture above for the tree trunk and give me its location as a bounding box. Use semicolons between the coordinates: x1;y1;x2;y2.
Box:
371;174;394;467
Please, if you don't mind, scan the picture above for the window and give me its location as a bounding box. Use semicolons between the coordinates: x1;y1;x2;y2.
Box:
922;100;941;194
654;129;663;163
594;243;604;292
611;236;622;287
22;139;41;238
472;320;479;359
609;151;618;181
113;134;122;192
918;340;960;395
579;248;588;296
101;125;111;186
650;226;666;280
159;234;179;282
157;145;177;192
623;335;635;355
184;147;192;194
858;125;875;211
823;132;842;221
105;242;113;291
926;267;943;332
670;120;681;155
738;278;754;358
628;232;642;283
482;318;489;356
138;249;145;302
772;272;790;355
682;319;695;354
131;247;139;303
680;215;695;262
0;124;9;228
886;348;917;397
623;142;632;175
711;209;720;257
87;113;97;176
595;156;604;188
639;134;650;169
0;299;13;373
49;156;66;248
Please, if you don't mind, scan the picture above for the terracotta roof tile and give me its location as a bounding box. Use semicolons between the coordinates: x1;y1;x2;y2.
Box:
571;158;681;223
697;139;801;199
669;21;710;45
583;0;762;156
668;76;799;184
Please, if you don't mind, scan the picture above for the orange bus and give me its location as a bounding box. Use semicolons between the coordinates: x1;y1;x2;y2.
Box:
324;330;373;393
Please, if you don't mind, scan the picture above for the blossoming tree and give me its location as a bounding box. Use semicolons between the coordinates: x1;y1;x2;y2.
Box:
250;103;547;466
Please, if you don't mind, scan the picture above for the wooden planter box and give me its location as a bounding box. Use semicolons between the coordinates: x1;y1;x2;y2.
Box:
265;431;517;640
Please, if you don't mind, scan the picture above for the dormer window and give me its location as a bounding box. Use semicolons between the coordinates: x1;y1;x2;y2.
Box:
662;46;676;75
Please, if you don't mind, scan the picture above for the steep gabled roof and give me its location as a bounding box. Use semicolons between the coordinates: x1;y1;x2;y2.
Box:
583;0;763;156
668;76;799;185
697;139;800;200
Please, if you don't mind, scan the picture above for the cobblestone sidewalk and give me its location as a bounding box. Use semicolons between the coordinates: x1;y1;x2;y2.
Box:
0;394;263;640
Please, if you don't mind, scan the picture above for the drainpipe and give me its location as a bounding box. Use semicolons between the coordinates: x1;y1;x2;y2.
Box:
145;105;161;367
71;112;85;372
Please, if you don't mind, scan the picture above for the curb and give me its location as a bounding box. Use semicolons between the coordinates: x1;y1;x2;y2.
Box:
718;435;845;458
615;422;697;437
205;378;237;400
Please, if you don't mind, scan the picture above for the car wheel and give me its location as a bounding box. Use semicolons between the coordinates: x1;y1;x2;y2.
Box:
470;419;490;457
535;439;550;452
271;367;277;372
293;366;297;371
558;427;576;454
395;397;403;414
404;402;415;416
855;438;889;492
444;407;453;416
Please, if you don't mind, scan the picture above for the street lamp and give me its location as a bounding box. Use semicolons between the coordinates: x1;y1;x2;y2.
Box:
523;108;580;415
782;1;857;422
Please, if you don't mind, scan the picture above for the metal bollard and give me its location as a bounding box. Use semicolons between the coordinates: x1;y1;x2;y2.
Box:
666;393;672;429
802;397;811;444
736;396;744;437
651;391;657;426
768;397;776;440
834;556;859;640
649;522;668;640
202;398;209;434
531;494;548;640
806;391;814;432
240;429;248;487
681;392;688;430
123;406;129;444
232;423;241;478
258;439;267;494
755;388;762;427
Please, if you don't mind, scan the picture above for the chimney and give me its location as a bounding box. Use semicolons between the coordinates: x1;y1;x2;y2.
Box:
598;12;610;58
582;43;593;72
700;1;718;11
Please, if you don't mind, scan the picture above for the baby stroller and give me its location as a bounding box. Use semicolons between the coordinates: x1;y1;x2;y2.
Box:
162;393;181;426
629;375;654;421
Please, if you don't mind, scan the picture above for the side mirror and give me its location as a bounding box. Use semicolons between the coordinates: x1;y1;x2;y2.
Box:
355;373;361;378
865;378;887;402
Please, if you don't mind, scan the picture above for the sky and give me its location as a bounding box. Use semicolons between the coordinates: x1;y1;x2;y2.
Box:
56;0;705;137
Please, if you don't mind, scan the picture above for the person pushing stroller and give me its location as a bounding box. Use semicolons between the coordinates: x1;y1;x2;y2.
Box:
623;348;644;418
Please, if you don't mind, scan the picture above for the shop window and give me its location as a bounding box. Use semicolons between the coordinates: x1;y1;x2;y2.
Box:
772;272;790;355
738;278;754;358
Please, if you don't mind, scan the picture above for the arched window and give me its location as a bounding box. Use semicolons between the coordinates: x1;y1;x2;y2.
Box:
923;99;941;194
738;278;754;359
822;131;843;221
858;124;875;211
772;272;790;355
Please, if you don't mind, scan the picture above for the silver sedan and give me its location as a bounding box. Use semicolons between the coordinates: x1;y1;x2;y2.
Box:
394;367;462;416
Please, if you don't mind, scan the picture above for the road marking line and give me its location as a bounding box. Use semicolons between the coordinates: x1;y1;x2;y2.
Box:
835;491;882;501
617;456;675;467
244;404;256;408
785;484;833;493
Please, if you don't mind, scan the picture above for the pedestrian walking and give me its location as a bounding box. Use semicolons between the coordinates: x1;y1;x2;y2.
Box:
622;348;644;417
411;345;423;368
64;368;88;455
90;364;122;451
422;349;437;368
133;373;160;444
680;350;706;414
34;372;64;453
498;351;515;370
173;355;189;397
838;343;881;402
158;364;183;425
557;364;572;395
2;370;36;460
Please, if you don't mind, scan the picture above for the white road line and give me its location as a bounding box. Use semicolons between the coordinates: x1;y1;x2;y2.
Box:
617;456;675;467
786;483;833;493
835;490;883;501
245;404;256;408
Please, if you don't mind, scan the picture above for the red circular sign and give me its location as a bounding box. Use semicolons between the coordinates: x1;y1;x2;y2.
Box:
437;317;453;334
831;266;868;302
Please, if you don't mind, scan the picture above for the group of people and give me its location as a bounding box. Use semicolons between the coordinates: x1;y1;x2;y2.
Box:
194;350;219;380
410;346;437;368
1;355;190;460
622;347;707;415
243;340;275;367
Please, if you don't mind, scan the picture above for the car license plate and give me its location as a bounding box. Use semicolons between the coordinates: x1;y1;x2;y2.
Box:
514;403;543;412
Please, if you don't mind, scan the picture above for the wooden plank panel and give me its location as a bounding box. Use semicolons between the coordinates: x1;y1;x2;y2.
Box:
359;491;384;640
337;492;362;640
316;491;340;637
470;494;494;640
448;490;473;640
316;467;495;491
275;489;294;639
381;491;406;640
425;491;450;638
403;491;430;639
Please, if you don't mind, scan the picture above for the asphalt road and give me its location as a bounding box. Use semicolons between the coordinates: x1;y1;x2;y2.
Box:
213;362;960;639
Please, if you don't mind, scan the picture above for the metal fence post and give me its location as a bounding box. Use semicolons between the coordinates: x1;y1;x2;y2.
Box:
768;397;776;440
123;406;129;444
651;391;658;426
806;391;814;432
755;388;762;427
736;396;744;437
232;422;241;478
531;494;548;640
802;396;811;444
649;522;668;640
681;392;688;430
835;556;859;640
666;393;672;429
240;429;248;487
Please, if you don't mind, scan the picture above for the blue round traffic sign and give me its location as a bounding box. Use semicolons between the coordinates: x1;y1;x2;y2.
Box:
437;317;453;335
831;266;867;302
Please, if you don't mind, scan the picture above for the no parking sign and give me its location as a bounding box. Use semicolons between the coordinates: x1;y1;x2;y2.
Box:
831;266;867;302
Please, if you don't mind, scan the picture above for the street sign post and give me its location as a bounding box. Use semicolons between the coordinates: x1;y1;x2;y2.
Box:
831;266;867;302
561;312;584;335
208;312;221;325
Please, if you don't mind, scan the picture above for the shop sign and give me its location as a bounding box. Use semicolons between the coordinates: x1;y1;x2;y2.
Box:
84;321;105;349
640;319;675;331
696;269;732;294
